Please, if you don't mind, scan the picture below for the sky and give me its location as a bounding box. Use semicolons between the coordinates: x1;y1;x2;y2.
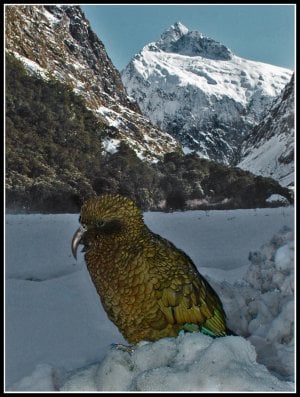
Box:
81;4;295;71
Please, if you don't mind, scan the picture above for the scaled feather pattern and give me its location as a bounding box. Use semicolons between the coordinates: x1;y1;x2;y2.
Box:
72;194;231;343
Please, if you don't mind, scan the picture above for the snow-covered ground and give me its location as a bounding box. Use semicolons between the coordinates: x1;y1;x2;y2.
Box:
5;207;295;391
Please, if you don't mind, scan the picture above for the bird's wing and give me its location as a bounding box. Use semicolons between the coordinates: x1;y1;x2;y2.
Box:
148;235;227;336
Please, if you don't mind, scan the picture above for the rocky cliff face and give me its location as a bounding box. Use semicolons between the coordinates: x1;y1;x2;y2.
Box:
121;22;293;164
5;5;180;161
238;74;294;187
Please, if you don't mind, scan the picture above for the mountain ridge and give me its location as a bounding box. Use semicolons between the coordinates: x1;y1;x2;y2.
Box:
121;22;293;165
238;74;294;187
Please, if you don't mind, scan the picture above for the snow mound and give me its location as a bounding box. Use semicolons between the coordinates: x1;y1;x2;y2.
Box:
217;227;294;381
58;333;293;391
11;333;293;391
245;227;294;380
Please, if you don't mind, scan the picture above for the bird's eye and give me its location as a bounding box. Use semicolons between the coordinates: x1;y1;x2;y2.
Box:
95;220;105;228
94;219;123;234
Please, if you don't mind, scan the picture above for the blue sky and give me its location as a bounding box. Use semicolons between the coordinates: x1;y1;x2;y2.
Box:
81;4;295;71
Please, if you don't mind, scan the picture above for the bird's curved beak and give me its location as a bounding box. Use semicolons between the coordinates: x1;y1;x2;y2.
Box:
71;225;87;259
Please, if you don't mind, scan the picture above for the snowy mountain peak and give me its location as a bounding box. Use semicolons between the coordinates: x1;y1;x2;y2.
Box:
172;21;189;33
156;22;232;60
122;23;292;165
159;21;189;46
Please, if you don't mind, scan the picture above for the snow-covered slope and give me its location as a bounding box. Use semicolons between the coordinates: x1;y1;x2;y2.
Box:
238;74;294;187
5;5;180;161
122;22;293;164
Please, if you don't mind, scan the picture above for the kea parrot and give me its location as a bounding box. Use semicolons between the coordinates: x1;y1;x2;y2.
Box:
72;194;234;344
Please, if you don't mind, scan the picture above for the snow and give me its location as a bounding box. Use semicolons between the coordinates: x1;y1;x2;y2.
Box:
43;8;59;24
71;61;84;70
59;333;292;392
158;21;189;49
102;138;121;154
94;105;178;161
238;74;294;187
124;50;291;122
5;207;295;391
238;133;294;187
10;51;47;79
121;23;293;164
266;194;290;205
275;242;293;272
182;146;194;155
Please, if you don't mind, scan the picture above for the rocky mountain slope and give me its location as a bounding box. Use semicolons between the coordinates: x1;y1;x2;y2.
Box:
121;22;293;165
238;74;294;187
5;5;180;161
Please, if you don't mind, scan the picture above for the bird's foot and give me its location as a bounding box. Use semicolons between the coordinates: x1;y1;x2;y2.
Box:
111;343;135;354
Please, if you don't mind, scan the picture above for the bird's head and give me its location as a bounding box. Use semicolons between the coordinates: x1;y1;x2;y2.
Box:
71;194;144;259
